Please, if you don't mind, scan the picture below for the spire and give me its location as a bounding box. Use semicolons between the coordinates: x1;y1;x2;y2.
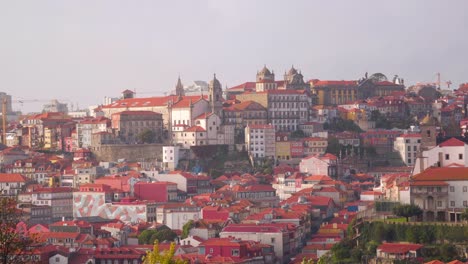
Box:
175;76;185;97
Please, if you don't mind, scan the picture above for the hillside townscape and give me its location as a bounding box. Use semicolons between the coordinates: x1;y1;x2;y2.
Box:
1;68;468;264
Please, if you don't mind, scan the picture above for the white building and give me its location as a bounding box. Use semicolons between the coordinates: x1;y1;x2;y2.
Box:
394;133;421;166
156;204;200;230
413;137;468;174
172;112;234;149
411;167;468;222
299;153;338;178
0;173;28;197
76;117;111;148
163;146;180;171
245;124;276;160
171;96;209;127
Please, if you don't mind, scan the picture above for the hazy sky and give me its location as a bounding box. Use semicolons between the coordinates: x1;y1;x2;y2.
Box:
1;1;467;113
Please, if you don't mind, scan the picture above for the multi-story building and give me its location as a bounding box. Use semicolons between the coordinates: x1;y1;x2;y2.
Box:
310;73;405;106
394;134;421;166
302;137;328;156
76;117;111;148
197;238;276;264
162;145;180;170
267;90;310;132
360;129;402;155
0;173;28;197
133;181;178;202
299;153;338;177
223;100;268;140
411;167;468;222
73;184;157;223
245;124;276;160
31;187;74;222
220;223;299;263
111;110;163;143
156;203;200;230
172;112;235;149
413;137;468;174
148;171;213;197
332;132;360;147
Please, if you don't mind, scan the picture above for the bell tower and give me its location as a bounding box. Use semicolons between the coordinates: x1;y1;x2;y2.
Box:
209;73;223;115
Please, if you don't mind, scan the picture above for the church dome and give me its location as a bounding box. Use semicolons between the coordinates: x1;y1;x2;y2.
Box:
259;65;272;76
209;74;221;89
288;66;298;76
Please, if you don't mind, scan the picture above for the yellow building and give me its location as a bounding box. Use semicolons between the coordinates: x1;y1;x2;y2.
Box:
275;141;291;161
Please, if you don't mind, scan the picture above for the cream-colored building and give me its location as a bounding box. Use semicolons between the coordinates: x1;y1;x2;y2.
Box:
245;124;276;160
394;133;421;166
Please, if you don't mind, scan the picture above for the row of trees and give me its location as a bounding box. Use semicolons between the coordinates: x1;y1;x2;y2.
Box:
359;221;468;244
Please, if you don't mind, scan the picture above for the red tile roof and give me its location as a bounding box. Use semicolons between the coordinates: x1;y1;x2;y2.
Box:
312;80;357;87
102;95;207;109
112;110;162;116
410;181;448;186
412;167;468;181
377;243;423;254
185;126;206;132
0;173;28;183
439;137;465;147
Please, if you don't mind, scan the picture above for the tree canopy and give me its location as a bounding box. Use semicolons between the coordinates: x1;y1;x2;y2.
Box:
138;227;177;245
0;197;37;264
143;241;187;264
392;204;423;221
137;129;157;143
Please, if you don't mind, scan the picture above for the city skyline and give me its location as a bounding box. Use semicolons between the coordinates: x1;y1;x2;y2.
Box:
1;0;467;112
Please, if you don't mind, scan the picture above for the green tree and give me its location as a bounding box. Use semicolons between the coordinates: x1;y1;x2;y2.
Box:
0;197;37;264
143;241;187;264
138;228;177;245
137;129;156;143
291;129;306;139
326;137;342;156
392;204;423;222
181;220;194;239
461;208;468;221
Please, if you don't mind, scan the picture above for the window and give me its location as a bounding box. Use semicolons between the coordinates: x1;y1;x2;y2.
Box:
231;249;240;257
436;187;442;192
450;186;455;192
407;146;411;151
437;201;442;207
271;238;275;243
450;201;455;207
464;201;468;207
405;139;410;143
417;139;421;143
209;248;213;254
445;154;450;160
414;146;417;151
464;186;467;192
460;154;463;160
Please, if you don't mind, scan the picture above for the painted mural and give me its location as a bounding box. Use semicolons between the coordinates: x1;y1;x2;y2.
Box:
73;193;147;223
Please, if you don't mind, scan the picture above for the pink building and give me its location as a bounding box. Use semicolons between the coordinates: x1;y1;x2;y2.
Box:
133;181;178;202
299;153;338;177
197;238;275;263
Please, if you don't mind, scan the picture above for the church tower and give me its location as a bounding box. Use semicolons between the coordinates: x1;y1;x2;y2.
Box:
175;76;185;97
209;74;223;115
420;114;437;151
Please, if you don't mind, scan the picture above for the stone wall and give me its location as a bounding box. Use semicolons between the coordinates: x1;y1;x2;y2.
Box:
93;143;164;162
